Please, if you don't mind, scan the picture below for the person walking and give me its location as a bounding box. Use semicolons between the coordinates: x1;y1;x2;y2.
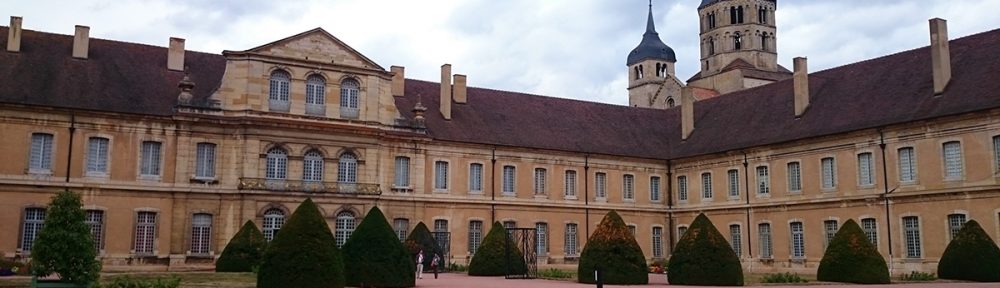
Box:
416;250;425;279
431;253;441;279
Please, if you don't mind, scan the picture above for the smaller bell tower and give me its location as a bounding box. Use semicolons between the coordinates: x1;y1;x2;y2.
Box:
627;1;683;109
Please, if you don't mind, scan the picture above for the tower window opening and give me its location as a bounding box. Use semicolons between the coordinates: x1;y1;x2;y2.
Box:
730;7;737;24
634;66;640;80
760;33;767;51
638;65;644;79
737;6;744;23
657;63;667;77
709;38;716;55
759;7;767;24
667;98;675;108
708;12;717;29
734;33;742;50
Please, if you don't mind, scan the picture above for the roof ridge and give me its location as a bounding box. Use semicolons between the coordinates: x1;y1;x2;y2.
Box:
403;78;640;110
4;26;222;57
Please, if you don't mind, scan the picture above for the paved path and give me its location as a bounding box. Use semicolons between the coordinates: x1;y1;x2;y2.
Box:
413;273;998;287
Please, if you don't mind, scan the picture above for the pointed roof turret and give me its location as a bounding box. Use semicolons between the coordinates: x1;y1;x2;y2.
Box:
627;1;676;66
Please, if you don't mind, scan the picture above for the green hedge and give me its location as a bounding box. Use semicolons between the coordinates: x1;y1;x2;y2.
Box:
257;198;344;288
216;220;267;272
817;219;889;284
30;190;102;285
667;213;743;286
342;207;415;287
468;222;526;276
938;220;1000;282
577;210;648;285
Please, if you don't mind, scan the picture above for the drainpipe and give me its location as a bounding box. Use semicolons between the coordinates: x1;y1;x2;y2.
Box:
584;155;590;238
879;130;894;273
64;114;76;189
666;159;674;255
491;147;497;223
743;153;753;270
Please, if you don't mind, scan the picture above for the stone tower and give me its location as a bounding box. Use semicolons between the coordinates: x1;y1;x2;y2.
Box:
687;0;790;95
627;2;683;109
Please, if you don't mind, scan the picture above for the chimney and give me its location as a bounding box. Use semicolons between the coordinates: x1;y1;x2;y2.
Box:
440;64;452;120
681;87;694;140
391;66;405;97
929;18;951;95
453;74;467;104
72;25;89;59
7;16;22;53
168;37;185;71
793;57;809;117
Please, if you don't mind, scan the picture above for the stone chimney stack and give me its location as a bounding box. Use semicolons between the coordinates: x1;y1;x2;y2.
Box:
929;18;951;95
453;74;467;104
72;25;90;59
7;16;22;53
391;66;405;97
168;37;185;71
440;64;452;120
793;57;810;117
681;87;694;140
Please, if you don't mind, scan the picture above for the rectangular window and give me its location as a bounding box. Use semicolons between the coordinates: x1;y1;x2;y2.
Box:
787;162;802;192
469;163;483;192
565;223;578;256
469;220;483;255
730;225;742;257
903;216;921;258
823;220;839;248
943;141;963;179
677;176;688;201
434;219;448;232
628;225;637;237
394;218;409;242
758;223;773;258
565;170;577;197
756;166;770;195
790;221;805;259
86;137;110;175
898;147;917;182
191;213;212;255
595;172;607;199
29;133;54;172
650;176;661;201
701;173;713;199
394;156;410;187
434;161;448;190
948;214;966;241
134;212;157;256
86;210;104;252
994;136;1000;172
727;169;739;198
20;208;45;252
195;143;216;179
140;141;162;177
503;221;517;230
623;174;635;200
535;223;548;255
821;157;836;189
678;226;688;241
861;218;878;247
652;227;663;258
858;152;874;186
534;168;547;195
502;166;516;195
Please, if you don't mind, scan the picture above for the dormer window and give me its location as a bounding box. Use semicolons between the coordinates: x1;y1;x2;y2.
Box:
305;75;326;116
340;79;360;119
268;70;291;112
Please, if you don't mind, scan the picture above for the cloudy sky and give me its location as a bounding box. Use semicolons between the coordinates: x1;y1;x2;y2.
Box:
8;0;1000;105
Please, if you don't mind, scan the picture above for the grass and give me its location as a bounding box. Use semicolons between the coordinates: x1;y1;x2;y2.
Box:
0;272;256;288
536;268;576;280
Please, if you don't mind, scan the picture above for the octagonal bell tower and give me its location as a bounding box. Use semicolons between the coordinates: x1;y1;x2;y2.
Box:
627;2;683;109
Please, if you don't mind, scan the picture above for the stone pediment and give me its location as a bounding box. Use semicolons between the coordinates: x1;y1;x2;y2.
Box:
242;28;384;71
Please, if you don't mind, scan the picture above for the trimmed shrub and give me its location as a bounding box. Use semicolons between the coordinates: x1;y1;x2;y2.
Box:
468;222;527;276
578;210;648;285
257;198;344;288
404;222;441;268
216;220;267;272
95;275;181;288
760;272;808;283
938;220;1000;282
900;271;936;281
342;207;415;287
30;190;102;285
668;213;743;286
817;219;889;284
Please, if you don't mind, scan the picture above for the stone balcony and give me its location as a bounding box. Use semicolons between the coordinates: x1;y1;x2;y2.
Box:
237;178;380;195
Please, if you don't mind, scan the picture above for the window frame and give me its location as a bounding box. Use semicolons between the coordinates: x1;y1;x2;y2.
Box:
650;176;661;202
898;147;917;183
623;174;635;201
758;223;773;259
565;223;579;256
262;208;285;242
502;165;516;196
339;78;361;119
394;156;410;188
337;152;358;184
85;136;111;177
305;74;326;115
85;209;105;252
469;163;483;193
535;222;548;255
564;170;578;199
790;221;805;259
134;211;158;256
701;172;713;199
652;226;663;258
194;142;217;179
787;161;802;193
334;211;356;248
821;157;837;190
942;141;964;180
756;166;770;195
902;216;922;258
677;175;688;201
268;70;291;112
534;168;548;196
726;169;739;199
190;213;213;256
303;149;325;182
28;133;55;174
729;224;742;257
861;218;878;248
265;147;288;180
857;152;875;187
139;141;163;179
20;207;46;253
469;220;483;255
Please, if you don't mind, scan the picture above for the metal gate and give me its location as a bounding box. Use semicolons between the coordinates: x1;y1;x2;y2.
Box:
431;231;451;269
504;228;538;279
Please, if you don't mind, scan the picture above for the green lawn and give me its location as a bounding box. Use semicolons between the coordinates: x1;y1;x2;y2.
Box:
0;272;256;288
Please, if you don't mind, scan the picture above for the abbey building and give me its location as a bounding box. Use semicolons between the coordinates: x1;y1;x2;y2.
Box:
2;0;999;275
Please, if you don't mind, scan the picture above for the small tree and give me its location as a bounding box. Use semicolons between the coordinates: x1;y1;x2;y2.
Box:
938;220;1000;282
404;222;441;268
216;220;267;272
342;207;415;287
468;222;526;276
817;219;889;284
668;213;743;286
577;210;648;285
30;190;102;285
257;198;344;288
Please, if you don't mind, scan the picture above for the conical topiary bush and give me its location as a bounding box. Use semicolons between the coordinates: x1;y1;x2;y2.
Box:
817;219;889;284
404;222;441;268
216;220;267;272
257;198;345;288
30;190;102;285
468;222;526;276
342;207;415;287
668;213;743;286
938;220;1000;282
577;210;648;285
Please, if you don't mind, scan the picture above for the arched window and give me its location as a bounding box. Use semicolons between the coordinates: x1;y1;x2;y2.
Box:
265;147;288;180
729;7;737;24
340;79;360;119
734;32;743;50
303;149;324;182
737;6;744;23
758;7;767;24
338;152;358;184
667;98;675;108
268;70;290;112
760;33;767;51
262;208;285;242
190;213;213;255
305;75;326;115
709;37;716;55
335;211;356;247
637;65;644;79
